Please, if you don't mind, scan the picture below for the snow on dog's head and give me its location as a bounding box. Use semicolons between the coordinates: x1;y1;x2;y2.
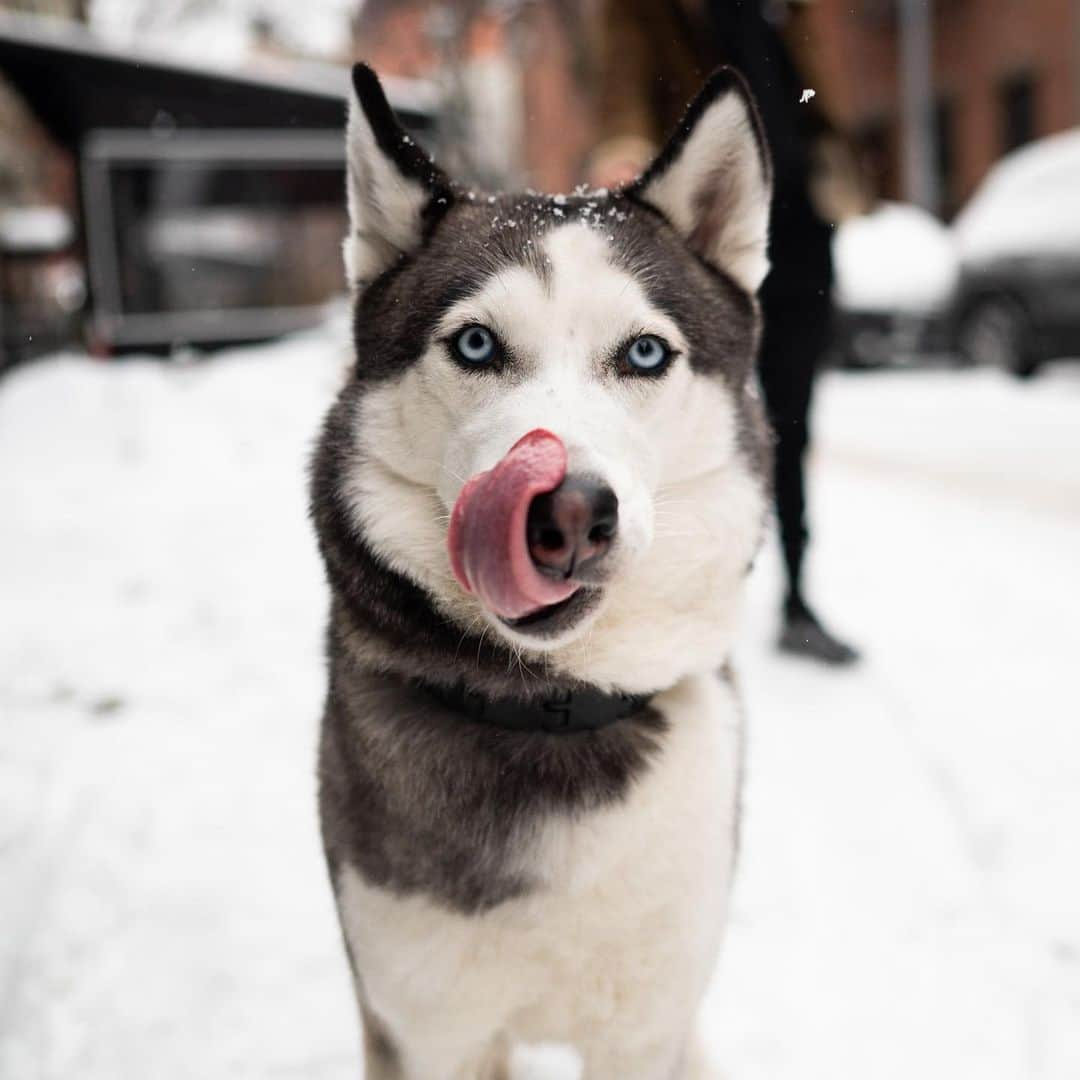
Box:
319;63;773;692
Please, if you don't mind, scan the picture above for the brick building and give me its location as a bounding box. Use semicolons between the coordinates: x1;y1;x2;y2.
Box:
351;0;592;193
811;0;1080;216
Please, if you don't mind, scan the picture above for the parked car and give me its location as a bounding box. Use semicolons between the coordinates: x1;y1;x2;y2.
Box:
950;128;1080;377
831;201;958;368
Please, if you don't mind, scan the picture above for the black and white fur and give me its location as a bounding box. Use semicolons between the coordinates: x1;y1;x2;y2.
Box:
312;63;773;1079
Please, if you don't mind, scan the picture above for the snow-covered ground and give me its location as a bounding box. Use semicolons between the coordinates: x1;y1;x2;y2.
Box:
1;326;1078;1079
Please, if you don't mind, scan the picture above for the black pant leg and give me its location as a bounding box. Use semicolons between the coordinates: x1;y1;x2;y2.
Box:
757;289;831;606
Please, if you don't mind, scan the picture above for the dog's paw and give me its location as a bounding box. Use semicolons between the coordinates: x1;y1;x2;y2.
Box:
508;1041;584;1080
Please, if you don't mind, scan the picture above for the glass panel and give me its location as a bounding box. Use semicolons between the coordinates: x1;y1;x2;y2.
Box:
107;161;346;316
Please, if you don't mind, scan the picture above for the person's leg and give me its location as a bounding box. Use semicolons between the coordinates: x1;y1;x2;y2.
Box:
757;289;859;664
758;306;815;610
758;289;819;606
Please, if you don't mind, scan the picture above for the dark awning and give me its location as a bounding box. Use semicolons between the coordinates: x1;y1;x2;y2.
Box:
0;11;436;151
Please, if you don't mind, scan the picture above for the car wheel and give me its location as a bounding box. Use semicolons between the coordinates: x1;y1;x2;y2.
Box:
959;297;1039;378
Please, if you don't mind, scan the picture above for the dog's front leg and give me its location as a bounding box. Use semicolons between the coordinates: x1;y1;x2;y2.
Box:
329;889;407;1079
359;1000;406;1080
576;1027;719;1080
679;1030;723;1080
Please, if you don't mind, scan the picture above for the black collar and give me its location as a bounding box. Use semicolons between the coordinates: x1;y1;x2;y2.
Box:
417;679;653;735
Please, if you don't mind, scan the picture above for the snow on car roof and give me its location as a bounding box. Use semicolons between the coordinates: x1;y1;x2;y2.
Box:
953;127;1080;264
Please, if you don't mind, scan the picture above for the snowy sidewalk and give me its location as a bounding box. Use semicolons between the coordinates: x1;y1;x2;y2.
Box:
1;332;1078;1079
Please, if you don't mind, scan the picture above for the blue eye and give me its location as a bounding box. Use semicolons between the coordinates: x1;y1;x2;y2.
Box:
625;334;670;373
453;325;497;367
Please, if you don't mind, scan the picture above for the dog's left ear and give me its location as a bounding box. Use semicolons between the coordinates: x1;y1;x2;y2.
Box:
631;68;773;294
344;64;452;292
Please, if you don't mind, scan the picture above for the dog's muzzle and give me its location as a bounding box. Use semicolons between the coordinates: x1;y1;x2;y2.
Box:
447;430;619;621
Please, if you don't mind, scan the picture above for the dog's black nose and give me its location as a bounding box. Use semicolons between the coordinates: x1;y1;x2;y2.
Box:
527;476;618;579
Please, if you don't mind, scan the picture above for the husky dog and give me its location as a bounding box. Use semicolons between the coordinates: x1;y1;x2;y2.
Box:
311;63;773;1080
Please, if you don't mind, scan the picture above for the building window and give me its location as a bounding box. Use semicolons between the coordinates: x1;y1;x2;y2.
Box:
1000;73;1037;152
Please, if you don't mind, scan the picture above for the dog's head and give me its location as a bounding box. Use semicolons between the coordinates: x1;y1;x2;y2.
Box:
320;64;773;692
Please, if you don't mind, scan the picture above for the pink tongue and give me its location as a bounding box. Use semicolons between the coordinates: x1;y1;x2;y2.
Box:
448;429;579;620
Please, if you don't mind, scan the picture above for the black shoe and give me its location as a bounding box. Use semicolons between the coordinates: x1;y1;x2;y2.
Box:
778;600;860;666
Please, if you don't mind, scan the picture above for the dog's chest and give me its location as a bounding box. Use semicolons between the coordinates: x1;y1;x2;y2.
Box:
337;671;742;1072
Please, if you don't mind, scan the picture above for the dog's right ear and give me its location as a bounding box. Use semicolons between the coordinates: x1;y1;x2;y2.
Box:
344;64;452;292
630;68;773;294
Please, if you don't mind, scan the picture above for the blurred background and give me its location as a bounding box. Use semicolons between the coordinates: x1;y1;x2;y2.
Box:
1;0;1080;372
1;2;1078;1079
